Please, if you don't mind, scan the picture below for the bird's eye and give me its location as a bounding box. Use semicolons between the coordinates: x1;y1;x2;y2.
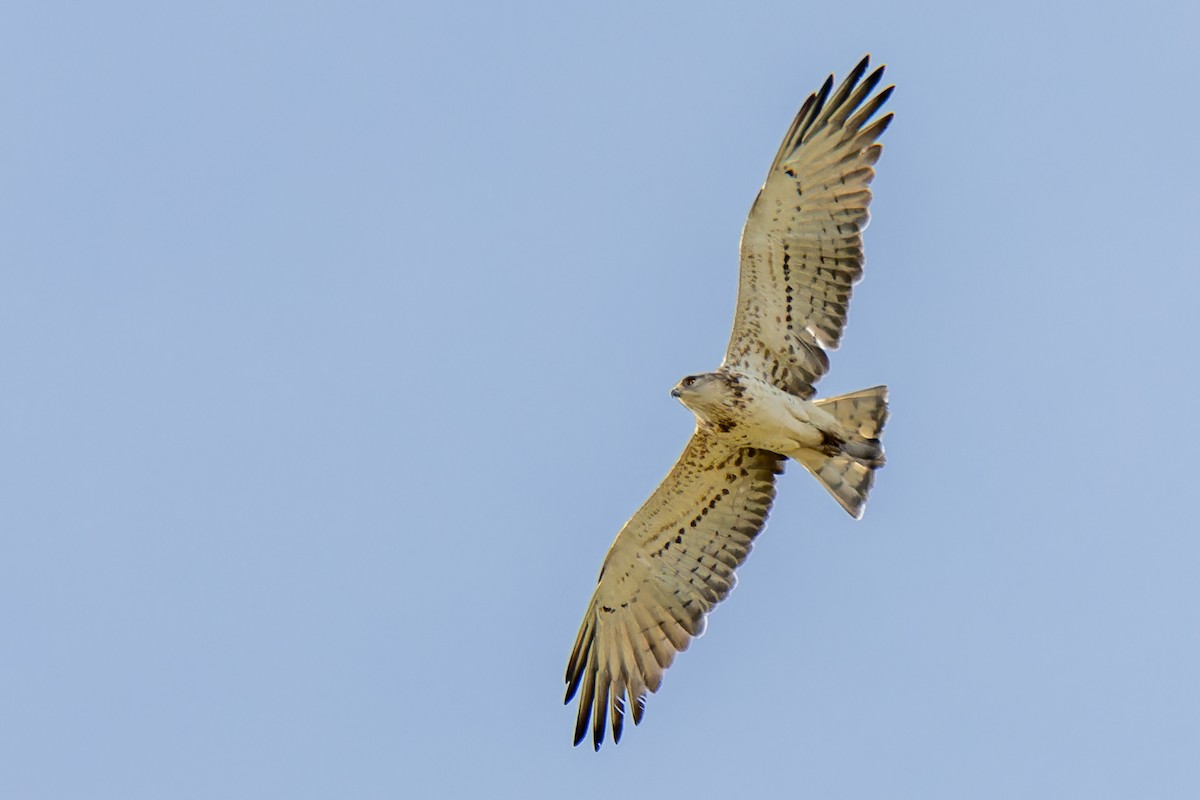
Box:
683;376;696;387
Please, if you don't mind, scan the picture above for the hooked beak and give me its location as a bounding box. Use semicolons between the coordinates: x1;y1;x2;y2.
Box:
670;387;681;398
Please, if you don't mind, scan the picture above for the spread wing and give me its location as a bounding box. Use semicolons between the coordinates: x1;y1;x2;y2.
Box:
723;55;894;398
564;434;784;750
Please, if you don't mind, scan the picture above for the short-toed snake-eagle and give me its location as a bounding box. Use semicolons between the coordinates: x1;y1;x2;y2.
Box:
566;56;894;750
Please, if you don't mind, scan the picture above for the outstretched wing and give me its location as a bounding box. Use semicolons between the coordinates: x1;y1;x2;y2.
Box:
565;434;784;750
724;55;894;398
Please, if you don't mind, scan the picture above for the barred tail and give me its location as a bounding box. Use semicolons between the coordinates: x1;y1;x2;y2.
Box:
798;386;888;518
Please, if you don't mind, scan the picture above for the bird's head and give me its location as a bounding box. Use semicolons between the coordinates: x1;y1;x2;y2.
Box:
670;372;742;421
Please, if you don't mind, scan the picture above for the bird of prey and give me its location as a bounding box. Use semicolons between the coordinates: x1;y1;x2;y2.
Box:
564;56;895;750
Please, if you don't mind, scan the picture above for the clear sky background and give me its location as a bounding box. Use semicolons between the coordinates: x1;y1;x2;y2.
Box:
3;1;1198;798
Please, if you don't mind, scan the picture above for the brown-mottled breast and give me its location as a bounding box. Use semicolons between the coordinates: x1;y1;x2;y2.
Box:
724;55;893;398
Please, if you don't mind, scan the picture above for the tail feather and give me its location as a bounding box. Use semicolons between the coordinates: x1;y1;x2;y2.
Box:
795;452;877;519
814;385;888;440
800;385;888;518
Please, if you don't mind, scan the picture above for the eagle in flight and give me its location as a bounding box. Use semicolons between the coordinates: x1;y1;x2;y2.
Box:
565;56;895;750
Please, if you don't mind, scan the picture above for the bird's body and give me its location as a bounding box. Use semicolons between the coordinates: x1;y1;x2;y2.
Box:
565;56;896;749
672;370;888;518
672;370;857;454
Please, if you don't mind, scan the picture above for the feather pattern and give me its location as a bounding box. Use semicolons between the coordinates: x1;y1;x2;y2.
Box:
564;436;783;750
724;55;894;397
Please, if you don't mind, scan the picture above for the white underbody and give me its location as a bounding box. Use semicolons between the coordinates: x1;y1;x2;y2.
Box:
675;370;841;457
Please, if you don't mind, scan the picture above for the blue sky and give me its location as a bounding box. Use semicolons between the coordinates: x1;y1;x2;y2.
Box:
3;1;1198;797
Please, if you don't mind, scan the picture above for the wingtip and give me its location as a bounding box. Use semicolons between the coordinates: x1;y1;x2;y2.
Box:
563;673;580;704
847;54;871;84
857;53;888;73
632;695;646;726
